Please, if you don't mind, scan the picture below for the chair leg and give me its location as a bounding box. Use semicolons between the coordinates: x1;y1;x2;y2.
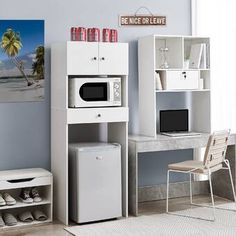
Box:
166;170;170;213
225;160;236;204
208;170;216;221
189;172;193;205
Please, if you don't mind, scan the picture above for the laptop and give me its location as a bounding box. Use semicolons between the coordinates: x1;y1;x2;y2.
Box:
160;109;201;137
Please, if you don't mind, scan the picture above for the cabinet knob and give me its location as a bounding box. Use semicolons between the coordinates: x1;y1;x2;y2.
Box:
101;57;105;61
97;114;101;117
92;57;97;60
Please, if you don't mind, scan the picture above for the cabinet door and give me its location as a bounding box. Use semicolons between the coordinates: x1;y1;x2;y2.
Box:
98;43;128;75
67;42;99;75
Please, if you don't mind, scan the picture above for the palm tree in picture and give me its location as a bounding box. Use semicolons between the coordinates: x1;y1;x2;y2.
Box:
0;28;33;86
32;46;44;80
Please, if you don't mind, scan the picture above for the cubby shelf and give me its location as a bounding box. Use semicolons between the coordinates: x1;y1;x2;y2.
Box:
138;35;211;137
2;219;51;230
155;68;210;71
156;89;210;93
0;200;51;210
0;168;53;230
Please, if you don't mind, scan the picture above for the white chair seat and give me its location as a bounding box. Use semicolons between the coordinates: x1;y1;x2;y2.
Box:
168;160;222;174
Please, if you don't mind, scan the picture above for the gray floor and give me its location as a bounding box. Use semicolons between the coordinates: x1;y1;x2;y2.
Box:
0;195;230;236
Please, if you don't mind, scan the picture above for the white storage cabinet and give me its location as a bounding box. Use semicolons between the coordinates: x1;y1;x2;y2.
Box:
67;42;128;75
51;41;129;225
138;35;211;137
0;168;53;230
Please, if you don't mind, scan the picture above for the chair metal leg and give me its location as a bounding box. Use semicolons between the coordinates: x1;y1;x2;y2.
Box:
208;170;216;221
166;170;170;213
225;159;236;204
189;172;193;205
166;169;215;221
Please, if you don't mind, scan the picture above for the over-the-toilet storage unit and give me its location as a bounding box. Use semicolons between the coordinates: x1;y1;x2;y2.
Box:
51;42;129;225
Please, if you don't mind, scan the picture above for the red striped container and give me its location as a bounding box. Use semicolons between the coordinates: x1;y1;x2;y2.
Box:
102;28;110;42
87;28;100;42
71;27;78;41
110;29;118;42
77;27;87;41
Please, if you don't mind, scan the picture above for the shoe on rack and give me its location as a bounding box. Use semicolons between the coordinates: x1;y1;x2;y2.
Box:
0;193;6;207
0;214;5;227
31;187;42;203
3;213;17;226
3;193;16;206
32;210;48;221
19;188;33;204
18;211;34;223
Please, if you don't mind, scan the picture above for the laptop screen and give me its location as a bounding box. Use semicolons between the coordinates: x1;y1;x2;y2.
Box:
160;109;189;132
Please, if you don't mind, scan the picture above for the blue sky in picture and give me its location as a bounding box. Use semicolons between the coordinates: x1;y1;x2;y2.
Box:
0;20;44;62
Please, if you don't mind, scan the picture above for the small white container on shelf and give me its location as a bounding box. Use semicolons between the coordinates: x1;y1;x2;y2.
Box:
161;70;199;90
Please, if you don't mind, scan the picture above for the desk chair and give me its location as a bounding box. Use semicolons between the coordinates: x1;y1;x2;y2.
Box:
166;130;236;221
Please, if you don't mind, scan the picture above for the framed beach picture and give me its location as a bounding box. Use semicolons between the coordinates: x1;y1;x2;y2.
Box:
0;20;44;102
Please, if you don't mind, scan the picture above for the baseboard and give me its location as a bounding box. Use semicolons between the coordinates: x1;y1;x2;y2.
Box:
138;181;209;202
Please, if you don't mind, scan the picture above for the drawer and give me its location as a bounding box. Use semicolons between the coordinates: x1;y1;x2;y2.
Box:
0;176;52;190
67;107;129;124
162;71;199;90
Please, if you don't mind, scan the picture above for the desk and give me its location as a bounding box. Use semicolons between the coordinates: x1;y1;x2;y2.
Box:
128;133;236;216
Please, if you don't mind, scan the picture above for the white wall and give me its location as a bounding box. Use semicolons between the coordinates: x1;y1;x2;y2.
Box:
0;0;191;184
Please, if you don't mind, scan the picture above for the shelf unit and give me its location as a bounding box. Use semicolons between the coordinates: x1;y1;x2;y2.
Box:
138;35;211;137
0;168;53;230
51;42;129;225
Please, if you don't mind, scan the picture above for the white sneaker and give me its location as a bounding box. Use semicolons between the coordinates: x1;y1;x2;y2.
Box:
0;194;6;207
3;193;16;206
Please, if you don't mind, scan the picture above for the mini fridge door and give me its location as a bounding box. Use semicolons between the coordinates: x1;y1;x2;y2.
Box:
73;144;122;223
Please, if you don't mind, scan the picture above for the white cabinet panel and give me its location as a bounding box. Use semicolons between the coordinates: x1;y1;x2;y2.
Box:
67;107;129;124
162;70;199;90
99;43;128;75
67;42;99;75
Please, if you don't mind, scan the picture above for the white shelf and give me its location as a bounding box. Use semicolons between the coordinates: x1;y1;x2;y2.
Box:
156;68;210;71
156;89;210;93
138;35;211;137
2;219;51;230
0;199;51;210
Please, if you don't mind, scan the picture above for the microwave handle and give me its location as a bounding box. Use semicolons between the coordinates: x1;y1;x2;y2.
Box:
108;82;113;102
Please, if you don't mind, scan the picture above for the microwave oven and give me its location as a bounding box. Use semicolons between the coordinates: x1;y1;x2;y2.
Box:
68;77;121;108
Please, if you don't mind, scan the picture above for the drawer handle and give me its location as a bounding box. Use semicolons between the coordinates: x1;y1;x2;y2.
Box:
7;178;35;183
97;114;101;118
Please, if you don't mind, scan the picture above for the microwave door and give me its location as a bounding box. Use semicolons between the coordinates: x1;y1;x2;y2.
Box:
79;82;110;107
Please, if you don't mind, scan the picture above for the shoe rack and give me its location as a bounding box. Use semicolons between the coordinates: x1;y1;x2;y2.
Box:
0;168;52;230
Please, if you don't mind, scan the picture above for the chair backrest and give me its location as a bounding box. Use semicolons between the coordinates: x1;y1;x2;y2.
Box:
203;130;230;168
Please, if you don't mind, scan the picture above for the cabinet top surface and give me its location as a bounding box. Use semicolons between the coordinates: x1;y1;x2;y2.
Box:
139;34;210;39
52;41;129;46
0;168;52;180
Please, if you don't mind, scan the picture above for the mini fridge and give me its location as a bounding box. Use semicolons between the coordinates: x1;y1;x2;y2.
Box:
69;142;122;223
